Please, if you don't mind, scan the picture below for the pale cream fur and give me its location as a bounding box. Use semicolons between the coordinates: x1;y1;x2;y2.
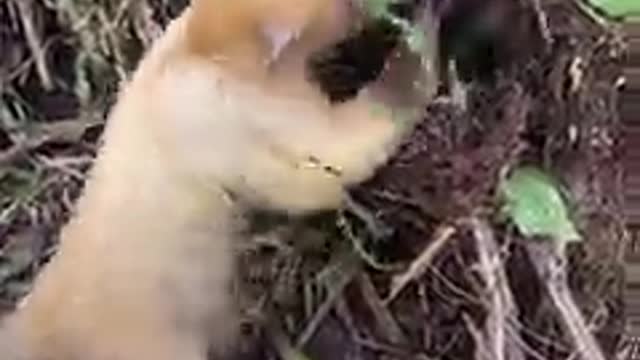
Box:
0;1;413;359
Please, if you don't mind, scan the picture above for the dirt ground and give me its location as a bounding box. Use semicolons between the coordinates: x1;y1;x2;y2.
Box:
0;0;630;359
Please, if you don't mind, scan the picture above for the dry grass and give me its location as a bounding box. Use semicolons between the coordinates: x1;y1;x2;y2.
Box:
0;0;192;304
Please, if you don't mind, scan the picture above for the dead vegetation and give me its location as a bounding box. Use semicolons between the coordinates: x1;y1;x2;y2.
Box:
0;0;631;359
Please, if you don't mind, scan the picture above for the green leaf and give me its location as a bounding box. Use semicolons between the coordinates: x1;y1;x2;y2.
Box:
587;0;640;18
499;166;581;245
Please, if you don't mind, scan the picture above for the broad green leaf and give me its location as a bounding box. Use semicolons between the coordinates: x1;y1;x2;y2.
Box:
499;166;581;245
587;0;640;18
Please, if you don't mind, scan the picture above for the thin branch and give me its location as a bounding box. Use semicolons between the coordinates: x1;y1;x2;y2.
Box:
530;0;553;49
0;117;101;167
525;242;606;360
295;254;359;348
468;217;525;360
357;273;408;346
14;0;53;90
384;224;456;305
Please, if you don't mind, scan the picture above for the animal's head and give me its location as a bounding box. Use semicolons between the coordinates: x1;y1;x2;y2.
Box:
123;0;432;215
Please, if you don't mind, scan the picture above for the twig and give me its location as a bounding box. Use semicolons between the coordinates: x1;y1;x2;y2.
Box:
14;0;53;91
0;118;101;167
351;334;422;358
336;211;400;272
34;154;91;181
510;315;572;354
525;242;606;360
384;224;456;305
529;0;553;49
269;322;313;360
357;273;408;346
428;265;482;304
468;217;525;360
343;193;393;241
506;325;549;360
471;218;507;360
295;254;359;348
462;312;493;360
